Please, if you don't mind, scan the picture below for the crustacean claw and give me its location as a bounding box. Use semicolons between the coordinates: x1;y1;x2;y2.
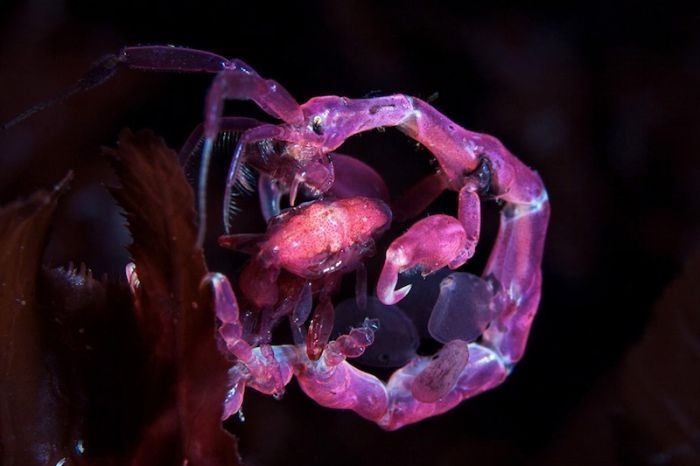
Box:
377;215;473;305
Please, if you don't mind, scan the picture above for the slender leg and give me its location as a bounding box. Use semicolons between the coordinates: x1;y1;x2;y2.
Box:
3;46;302;129
4;45;305;246
118;46;232;72
481;192;550;365
201;70;300;244
202;273;295;418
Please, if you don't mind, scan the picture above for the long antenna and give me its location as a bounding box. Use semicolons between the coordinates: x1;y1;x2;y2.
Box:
2;55;119;130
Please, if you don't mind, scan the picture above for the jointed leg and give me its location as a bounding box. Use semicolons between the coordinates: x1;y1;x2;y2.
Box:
121;48;304;245
295;319;391;422
202;273;295;417
3;46;300;129
481;191;550;365
4;45;305;246
296;328;507;430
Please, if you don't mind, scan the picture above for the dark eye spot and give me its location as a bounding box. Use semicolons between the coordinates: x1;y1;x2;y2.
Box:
463;157;494;197
312;116;324;135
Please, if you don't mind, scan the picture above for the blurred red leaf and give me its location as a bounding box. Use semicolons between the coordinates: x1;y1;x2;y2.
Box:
106;129;240;466
38;264;141;465
0;174;76;465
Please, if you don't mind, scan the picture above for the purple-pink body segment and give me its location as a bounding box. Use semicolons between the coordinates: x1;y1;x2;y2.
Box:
205;273;509;430
258;197;391;279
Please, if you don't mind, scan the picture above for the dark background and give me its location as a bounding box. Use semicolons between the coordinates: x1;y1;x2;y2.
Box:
1;1;699;465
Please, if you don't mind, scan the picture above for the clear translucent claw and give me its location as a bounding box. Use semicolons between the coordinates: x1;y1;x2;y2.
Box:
396;268;452;338
378;283;412;306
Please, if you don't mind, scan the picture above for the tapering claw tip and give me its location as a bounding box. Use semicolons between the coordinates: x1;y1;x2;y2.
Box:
378;284;412;305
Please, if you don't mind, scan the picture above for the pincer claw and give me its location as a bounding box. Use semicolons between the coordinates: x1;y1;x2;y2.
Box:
377;215;470;305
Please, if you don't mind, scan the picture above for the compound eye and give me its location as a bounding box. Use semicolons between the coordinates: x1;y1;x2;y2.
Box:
311;115;324;135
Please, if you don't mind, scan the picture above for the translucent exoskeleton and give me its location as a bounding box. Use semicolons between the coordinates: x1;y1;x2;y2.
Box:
6;45;549;430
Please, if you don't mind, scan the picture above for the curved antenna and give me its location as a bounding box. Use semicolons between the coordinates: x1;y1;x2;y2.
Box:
196;138;215;247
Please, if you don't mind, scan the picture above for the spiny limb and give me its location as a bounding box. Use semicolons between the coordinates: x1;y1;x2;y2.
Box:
178;116;262;166
222;124;290;234
2;46;303;248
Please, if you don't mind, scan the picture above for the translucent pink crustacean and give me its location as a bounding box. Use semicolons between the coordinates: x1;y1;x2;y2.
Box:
8;45;550;430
